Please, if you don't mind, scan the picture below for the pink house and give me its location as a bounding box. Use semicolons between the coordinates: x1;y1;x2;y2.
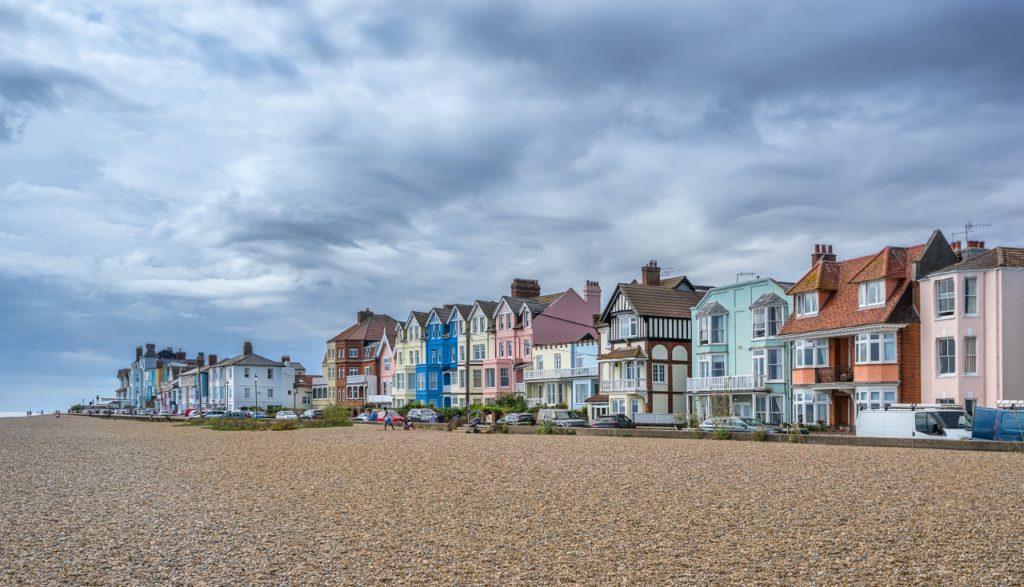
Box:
481;278;601;402
373;329;397;406
919;242;1024;411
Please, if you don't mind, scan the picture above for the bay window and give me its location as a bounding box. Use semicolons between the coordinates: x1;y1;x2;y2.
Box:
936;279;955;318
794;391;829;425
698;314;726;344
794;339;828;368
856;387;897;412
618;314;638;339
854;332;897;364
752;306;784;339
937;338;956;375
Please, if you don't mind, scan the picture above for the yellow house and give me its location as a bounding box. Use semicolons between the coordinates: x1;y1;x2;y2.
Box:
391;312;427;408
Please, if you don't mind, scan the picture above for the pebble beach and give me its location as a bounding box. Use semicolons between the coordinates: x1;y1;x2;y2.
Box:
1;416;1021;586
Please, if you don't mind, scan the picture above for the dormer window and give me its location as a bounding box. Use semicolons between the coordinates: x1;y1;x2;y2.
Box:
617;314;638;339
858;280;885;308
523;312;531;327
796;292;818;317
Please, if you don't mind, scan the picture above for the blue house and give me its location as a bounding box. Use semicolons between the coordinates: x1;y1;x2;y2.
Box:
443;305;474;407
416;307;454;406
687;278;794;424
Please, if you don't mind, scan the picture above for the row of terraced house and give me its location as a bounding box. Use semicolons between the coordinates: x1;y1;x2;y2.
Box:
113;229;1024;427
317;230;1024;428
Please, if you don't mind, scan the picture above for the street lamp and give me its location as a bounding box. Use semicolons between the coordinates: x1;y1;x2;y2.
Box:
254;374;259;413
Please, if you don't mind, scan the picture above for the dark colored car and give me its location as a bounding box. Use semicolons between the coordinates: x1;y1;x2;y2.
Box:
590;414;635;428
503;413;536;426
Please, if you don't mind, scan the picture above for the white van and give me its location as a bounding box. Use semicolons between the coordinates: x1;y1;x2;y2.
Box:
856;405;972;440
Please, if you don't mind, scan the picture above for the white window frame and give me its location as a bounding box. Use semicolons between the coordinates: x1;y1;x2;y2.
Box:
854;332;897;364
348;348;358;358
937;337;956;376
752;350;766;379
794;339;828;368
554;354;561;369
523;339;531;356
766;348;783;382
536;356;544;370
963;276;978;316
936;278;955;318
618;315;638;339
698;354;726;378
855;387;897;412
963;336;977;375
652;363;667;384
752;306;785;339
858;279;885;308
796;292;819;317
709;314;726;344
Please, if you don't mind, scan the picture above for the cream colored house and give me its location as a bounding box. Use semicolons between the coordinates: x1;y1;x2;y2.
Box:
391;312;427;408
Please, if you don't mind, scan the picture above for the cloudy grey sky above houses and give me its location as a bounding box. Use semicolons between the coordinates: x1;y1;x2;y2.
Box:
1;0;1023;410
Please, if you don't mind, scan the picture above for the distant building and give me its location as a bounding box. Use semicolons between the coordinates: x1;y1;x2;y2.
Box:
208;341;294;411
323;309;398;410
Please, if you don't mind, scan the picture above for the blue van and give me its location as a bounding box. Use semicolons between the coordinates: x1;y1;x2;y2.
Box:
971;407;1024;441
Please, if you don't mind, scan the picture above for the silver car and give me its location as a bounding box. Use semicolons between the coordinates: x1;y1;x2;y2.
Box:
698;417;782;433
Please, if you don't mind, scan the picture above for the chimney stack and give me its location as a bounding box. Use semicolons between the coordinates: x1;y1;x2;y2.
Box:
357;308;374;323
281;355;291;366
811;244;837;266
583;280;601;307
641;260;661;286
961;240;989;261
135;346;143;361
243;340;253;355
510;278;541;299
209;354;218;366
950;241;961;252
175;351;186;360
196;352;205;367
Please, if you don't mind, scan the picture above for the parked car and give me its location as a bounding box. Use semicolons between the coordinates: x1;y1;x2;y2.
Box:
354;412;372;422
248;411;269;419
857;407;970;440
188;411;207;420
276;410;299;420
591;414;635;428
222;411;248;419
407;408;438;422
157;410;174;417
300;409;323;420
699;417;783;434
377;410;404;423
971;406;1024;441
201;410;226;419
502;412;536;426
538;409;588;428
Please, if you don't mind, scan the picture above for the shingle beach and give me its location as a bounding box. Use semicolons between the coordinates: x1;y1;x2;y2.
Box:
1;416;1021;586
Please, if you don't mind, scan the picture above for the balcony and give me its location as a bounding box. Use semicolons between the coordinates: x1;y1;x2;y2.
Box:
443;384;452;393
526;398;544;408
600;379;647;393
523;367;598;381
366;394;393;404
514;383;526;394
686;375;766;393
815;368;852;384
346;374;377;385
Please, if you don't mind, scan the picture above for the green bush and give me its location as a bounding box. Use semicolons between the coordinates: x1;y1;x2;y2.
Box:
205;418;264;432
304;405;352;428
752;430;768;442
270;419;299;431
713;429;731;440
493;393;526;413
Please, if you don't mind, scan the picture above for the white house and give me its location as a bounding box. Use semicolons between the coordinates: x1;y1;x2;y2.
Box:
208;341;294;411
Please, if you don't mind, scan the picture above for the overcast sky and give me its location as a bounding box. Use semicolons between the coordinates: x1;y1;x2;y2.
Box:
2;0;1023;411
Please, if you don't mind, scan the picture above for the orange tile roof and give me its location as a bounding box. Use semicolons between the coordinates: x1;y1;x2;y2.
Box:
328;314;398;344
780;244;925;336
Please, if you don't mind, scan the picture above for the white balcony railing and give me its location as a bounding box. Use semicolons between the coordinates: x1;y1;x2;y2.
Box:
514;383;526;394
685;374;766;393
523;366;599;381
526;398;543;407
600;379;647;393
346;374;377;385
366;394;393;404
442;384;452;393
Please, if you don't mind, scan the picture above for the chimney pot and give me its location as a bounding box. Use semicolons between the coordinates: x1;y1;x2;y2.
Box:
811;243;837;266
243;340;253;355
641;260;661;286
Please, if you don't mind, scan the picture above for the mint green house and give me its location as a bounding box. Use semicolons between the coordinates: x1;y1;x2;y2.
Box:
686;278;794;424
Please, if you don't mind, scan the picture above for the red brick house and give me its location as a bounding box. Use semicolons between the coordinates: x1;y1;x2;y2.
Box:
778;232;957;428
323;309;398;409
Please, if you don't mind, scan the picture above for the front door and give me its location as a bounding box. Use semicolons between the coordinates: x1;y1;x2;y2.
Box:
834;394;850;428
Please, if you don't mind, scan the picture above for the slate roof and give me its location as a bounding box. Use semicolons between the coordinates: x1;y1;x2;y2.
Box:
780;244;925;336
432;307;454;323
474;301;499;319
449;304;475;321
216;352;282;368
533;290;566;305
750;292;787;309
407;311;429;328
617;283;707;319
328;314;399;344
939;247;1024;272
695;301;729;318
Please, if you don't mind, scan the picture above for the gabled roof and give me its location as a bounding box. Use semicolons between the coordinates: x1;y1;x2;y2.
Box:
937;246;1024;272
695;301;729;318
610;283;707;320
520;299;550;317
328;314;399;344
789;260;841;294
849;246;913;283
780;243;927;337
470;300;499;321
430;307;454;323
447;304;475;322
406;311;429;328
750;292;788;309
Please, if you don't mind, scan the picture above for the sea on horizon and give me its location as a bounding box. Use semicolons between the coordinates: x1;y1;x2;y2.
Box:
0;412;29;418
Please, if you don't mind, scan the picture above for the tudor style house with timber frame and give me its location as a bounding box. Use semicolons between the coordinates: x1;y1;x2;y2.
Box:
595;261;708;419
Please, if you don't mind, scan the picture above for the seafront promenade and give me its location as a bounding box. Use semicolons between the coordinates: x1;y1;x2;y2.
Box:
1;416;1021;585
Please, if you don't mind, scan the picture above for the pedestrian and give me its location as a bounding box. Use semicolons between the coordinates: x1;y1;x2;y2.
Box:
403;418;414;430
383;411;395;431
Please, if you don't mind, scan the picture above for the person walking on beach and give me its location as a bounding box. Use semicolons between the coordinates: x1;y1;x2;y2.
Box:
383;411;395;431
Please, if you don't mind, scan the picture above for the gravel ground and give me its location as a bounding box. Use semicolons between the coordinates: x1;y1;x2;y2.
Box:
0;416;1021;586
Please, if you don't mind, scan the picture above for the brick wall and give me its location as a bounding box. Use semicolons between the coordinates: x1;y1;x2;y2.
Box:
900;324;922;403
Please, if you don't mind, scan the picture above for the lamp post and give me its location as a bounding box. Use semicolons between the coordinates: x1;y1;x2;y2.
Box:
254;374;259;413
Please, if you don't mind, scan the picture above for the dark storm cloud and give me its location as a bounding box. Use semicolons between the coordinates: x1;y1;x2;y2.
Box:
1;0;1023;411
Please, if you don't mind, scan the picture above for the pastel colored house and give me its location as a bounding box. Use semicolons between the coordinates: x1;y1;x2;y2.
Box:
416;307;455;407
522;337;599;410
778;232;958;427
482;278;601;403
919;242;1024;411
444;304;476;407
323;309;398;410
463;301;498;405
596;261;707;419
687;278;794;424
391;313;427;408
310;375;331;410
373;329;397;406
